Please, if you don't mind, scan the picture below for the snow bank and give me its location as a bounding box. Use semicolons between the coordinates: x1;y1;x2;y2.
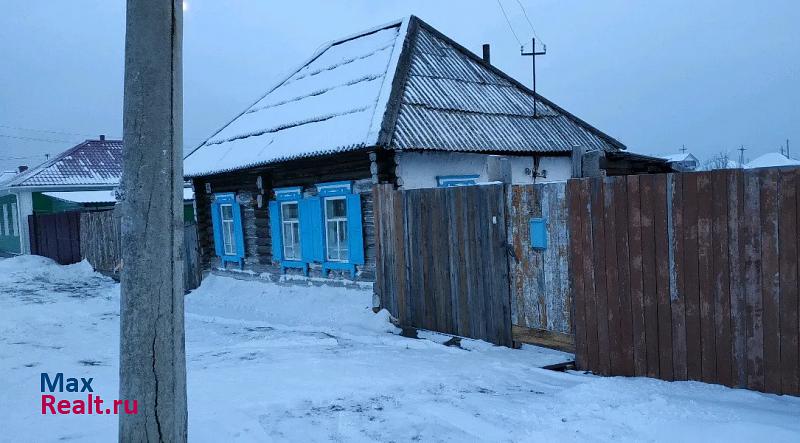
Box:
0;256;113;304
185;274;396;336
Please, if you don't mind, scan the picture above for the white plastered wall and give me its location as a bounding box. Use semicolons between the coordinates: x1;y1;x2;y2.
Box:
395;151;573;189
13;191;33;254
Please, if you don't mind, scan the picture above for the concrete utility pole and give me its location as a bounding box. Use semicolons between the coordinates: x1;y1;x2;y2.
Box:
119;0;186;441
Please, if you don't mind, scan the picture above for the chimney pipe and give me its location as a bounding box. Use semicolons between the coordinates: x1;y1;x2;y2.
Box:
99;134;106;141
18;165;28;173
482;44;491;64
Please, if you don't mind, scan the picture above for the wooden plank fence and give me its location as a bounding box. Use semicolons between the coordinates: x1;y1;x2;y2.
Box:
568;168;800;396
79;209;203;291
507;182;572;350
28;211;82;265
80;210;121;273
374;183;513;346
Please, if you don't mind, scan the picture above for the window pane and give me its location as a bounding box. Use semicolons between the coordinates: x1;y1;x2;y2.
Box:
11;204;18;237
282;202;298;220
223;220;235;255
327;221;338;260
282;221;300;260
221;204;233;221
326;198;346;218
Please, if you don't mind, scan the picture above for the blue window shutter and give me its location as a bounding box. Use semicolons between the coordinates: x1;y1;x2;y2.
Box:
310;197;325;262
346;194;364;264
299;199;314;262
269;200;283;262
232;202;245;260
530;218;547;250
210;202;223;257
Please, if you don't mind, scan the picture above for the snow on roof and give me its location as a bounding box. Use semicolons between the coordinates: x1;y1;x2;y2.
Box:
43;190;117;204
0;171;17;188
185;16;624;177
659;152;697;163
43;187;194;204
745;152;800;169
10;139;122;188
184;19;406;177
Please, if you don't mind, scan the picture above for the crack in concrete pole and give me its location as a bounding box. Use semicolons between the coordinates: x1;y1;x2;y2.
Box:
119;0;187;441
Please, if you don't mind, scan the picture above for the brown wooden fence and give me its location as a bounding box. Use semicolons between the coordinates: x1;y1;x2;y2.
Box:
28;209;202;291
374;183;513;346
80;210;121;273
508;182;573;351
79;209;203;291
28;211;82;265
568;168;800;396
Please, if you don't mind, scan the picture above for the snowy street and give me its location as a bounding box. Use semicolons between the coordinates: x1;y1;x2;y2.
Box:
1;256;799;442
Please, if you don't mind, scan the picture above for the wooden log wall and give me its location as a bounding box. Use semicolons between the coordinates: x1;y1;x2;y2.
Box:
374;183;513;346
190;150;386;281
507;182;572;350
568;168;800;396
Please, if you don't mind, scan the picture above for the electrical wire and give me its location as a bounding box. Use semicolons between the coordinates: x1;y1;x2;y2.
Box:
0;124;103;138
0;133;77;144
515;0;545;46
496;0;522;47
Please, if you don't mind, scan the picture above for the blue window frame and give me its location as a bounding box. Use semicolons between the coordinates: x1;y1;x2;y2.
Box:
436;174;479;188
267;182;365;279
270;187;309;275
210;193;245;267
530;217;547;250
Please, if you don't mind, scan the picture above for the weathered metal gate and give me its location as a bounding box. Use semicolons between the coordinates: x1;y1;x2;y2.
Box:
374;183;513;346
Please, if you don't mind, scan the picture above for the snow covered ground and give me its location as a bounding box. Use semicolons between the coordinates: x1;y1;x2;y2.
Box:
1;256;799;442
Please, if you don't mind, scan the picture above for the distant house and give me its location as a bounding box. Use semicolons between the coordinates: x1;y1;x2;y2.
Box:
3;136;195;255
660;152;699;172
184;15;628;282
745;152;800;169
0;170;24;254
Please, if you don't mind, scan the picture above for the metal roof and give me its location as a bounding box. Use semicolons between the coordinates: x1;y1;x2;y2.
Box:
184;15;625;177
9;139;122;188
390;22;622;153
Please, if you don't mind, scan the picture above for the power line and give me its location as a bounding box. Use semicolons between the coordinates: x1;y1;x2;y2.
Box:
515;0;544;46
496;0;523;47
0;154;50;161
0;124;103;138
0;133;77;144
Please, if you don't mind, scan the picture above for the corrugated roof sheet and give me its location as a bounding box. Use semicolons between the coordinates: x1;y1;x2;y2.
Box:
184;20;405;177
184;15;624;177
10;139;122;188
391;25;619;153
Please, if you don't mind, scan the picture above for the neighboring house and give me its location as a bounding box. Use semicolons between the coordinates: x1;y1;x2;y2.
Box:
0;170;23;254
5;136;195;255
745;152;800;169
184;15;627;282
660;152;699;172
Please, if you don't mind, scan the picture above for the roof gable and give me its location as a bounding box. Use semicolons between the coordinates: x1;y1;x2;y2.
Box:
10;139;122;188
184;19;408;177
389;20;624;153
184;16;624;177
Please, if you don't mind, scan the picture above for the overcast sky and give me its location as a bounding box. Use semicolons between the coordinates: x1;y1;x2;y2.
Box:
1;0;798;172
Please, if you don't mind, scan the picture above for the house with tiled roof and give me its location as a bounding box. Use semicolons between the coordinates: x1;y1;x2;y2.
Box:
184;15;629;282
3;136;194;255
1;136;122;254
